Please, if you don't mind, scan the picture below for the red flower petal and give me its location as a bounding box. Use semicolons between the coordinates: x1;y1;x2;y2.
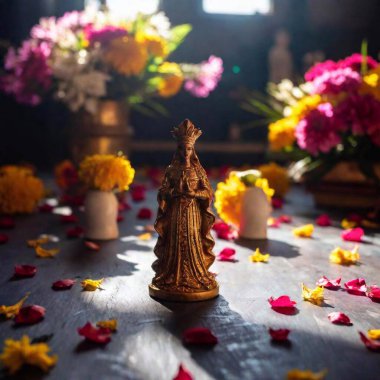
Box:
0;216;15;229
84;240;100;251
118;200;131;212
77;322;112;344
66;226;84;238
14;265;37;278
213;222;238;240
367;285;380;303
213;221;229;233
60;214;79;224
38;203;54;213
328;312;352;325
52;279;76;290
14;305;45;325
268;218;281;228
217;248;236;262
137;208;152;219
269;328;290;341
341;227;364;242
173;364;193;380
0;233;9;244
61;194;84;207
182;327;218;346
359;331;380;351
344;278;367;295
116;214;124;222
316;214;332;227
278;215;292;223
268;296;297;314
272;197;283;209
316;276;341;290
131;185;146;202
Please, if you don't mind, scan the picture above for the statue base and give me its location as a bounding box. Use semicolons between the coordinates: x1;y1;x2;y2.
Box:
148;284;219;302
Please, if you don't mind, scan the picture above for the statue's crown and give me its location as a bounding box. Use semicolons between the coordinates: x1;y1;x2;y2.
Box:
171;119;202;145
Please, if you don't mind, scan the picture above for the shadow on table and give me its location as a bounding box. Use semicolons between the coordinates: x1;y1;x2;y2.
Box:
235;238;300;259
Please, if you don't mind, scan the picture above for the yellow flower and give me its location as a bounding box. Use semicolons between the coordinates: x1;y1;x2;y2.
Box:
104;36;148;76
0;335;57;374
293;224;314;238
157;62;184;97
288;95;322;119
360;66;380;101
79;154;135;192
368;329;380;340
81;278;104;291
249;248;270;263
0;166;44;214
215;171;273;227
258;162;289;198
341;218;357;229
287;368;327;380
27;236;50;248
302;283;324;306
137;32;168;58
268;117;297;151
97;319;118;332
0;293;29;319
35;245;60;258
138;232;152;240
329;246;360;265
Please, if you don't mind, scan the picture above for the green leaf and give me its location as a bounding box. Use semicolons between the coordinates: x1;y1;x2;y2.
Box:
167;24;192;54
361;39;368;75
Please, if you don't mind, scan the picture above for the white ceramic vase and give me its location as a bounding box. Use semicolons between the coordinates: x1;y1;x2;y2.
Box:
238;187;272;240
84;190;119;240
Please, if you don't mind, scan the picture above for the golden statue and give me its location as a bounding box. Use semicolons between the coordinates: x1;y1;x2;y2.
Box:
149;119;219;302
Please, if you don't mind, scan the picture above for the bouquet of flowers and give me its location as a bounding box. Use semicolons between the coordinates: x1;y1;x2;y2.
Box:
242;50;380;181
0;8;223;115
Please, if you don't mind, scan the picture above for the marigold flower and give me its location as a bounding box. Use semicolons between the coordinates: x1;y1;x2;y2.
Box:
0;293;29;319
329;246;360;266
258;162;289;198
137;32;168;58
268;117;297;151
81;278;104;291
288;94;322;119
79;154;135;192
302;283;324;306
0;335;57;374
0;166;44;214
249;248;270;263
157;62;184;97
292;224;314;238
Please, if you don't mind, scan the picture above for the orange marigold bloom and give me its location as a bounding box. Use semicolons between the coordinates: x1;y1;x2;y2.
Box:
137;32;168;58
268;117;296;151
258;162;289;198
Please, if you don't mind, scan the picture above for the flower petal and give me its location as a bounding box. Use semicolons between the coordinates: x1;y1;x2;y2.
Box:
131;185;146;202
316;276;341;290
116;214;124;222
269;328;290;341
344;278;367;295
96;319;117;332
38;203;54;213
217;248;236;262
14;305;45;325
341;218;357;229
293;224;314;238
302;284;324;306
0;293;29;318
138;232;152;240
52;279;76;290
66;226;84;238
213;221;238;240
35;245;60;258
249;248;270;263
118;200;131;212
268;217;281;228
278;215;292;223
367;285;380;303
84;240;100;251
328;312;351;325
272;197;283;209
81;278;104;291
286;368;328;380
27;236;50;247
77;322;111;344
173;364;193;380
316;214;331;227
359;331;380;351
0;234;9;244
137;208;152;219
368;330;380;340
268;296;297;314
329;246;360;265
60;214;78;224
14;265;37;278
0;217;15;229
341;227;364;242
182;327;218;346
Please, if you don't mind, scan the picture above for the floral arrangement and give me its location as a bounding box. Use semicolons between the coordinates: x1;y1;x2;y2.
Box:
0;166;45;214
78;154;135;192
215;170;274;226
0;8;223;114
242;51;380;180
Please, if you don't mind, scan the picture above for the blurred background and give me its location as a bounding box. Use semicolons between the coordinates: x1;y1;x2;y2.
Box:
1;0;380;168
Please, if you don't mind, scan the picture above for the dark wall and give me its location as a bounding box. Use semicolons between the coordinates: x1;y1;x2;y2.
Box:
0;0;380;168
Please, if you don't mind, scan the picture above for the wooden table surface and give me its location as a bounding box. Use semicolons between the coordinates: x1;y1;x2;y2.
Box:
0;185;379;380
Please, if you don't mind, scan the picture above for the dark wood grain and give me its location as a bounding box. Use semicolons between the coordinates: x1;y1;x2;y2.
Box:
0;185;379;380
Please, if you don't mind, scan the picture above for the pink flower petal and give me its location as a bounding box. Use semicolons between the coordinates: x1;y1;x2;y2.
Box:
359;331;380;351
316;214;331;227
173;364;193;380
60;214;79;224
0;217;15;229
0;233;9;244
367;285;380;303
52;279;76;290
272;197;283;209
182;327;218;346
137;208;152;220
341;227;364;242
268;218;281;228
217;248;236;262
316;276;341;290
84;240;100;251
344;278;367;295
78;322;112;344
14;305;45;325
278;215;292;223
268;328;290;341
268;295;297;308
328;312;352;325
14;264;37;278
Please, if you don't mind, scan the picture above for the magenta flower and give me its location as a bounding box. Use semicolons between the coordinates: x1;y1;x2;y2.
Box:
305;60;339;82
0;40;52;105
184;55;223;98
84;25;128;45
295;103;343;156
338;53;378;72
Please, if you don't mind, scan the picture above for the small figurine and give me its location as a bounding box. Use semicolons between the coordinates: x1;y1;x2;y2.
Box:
149;119;219;301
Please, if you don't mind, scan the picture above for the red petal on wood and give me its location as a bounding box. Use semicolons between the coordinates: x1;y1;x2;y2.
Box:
116;214;124;222
61;194;84;207
278;215;292;223
60;214;79;224
217;248;236;262
182;327;218;346
316;276;341;290
0;233;9;244
14;265;37;278
268;296;297;314
66;226;84;238
269;328;290;341
341;227;364;242
52;279;76;290
359;331;380;351
14;305;45;325
0;217;15;229
316;214;332;227
173;364;193;380
118;200;131;211
328;312;352;325
77;322;112;344
272;197;283;209
367;285;380;303
38;203;54;213
137;208;152;220
344;278;367;295
84;241;100;251
131;185;146;202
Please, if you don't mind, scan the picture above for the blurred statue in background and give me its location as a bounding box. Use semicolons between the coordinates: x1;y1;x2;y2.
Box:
269;29;294;83
149;119;219;302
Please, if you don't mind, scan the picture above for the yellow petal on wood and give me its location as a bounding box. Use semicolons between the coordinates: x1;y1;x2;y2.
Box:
287;368;328;380
292;224;314;238
329;246;360;266
27;236;50;248
0;293;30;319
368;329;380;340
138;232;152;241
302;283;324;306
249;248;270;263
341;218;357;230
35;245;60;258
96;319;118;332
81;278;104;291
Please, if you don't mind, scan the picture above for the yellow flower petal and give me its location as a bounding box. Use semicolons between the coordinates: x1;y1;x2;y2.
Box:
35;245;60;258
249;248;270;263
329;246;360;266
81;278;104;291
97;319;118;332
368;329;380;340
27;236;50;248
0;335;57;374
138;232;152;241
293;224;314;238
341;218;357;229
0;293;29;319
287;368;327;380
302;283;324;306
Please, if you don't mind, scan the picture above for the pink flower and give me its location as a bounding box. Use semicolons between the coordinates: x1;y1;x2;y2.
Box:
305;60;339;81
341;227;364;242
295;103;343;156
338;53;378;72
84;25;128;45
184;55;223;98
310;67;361;95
